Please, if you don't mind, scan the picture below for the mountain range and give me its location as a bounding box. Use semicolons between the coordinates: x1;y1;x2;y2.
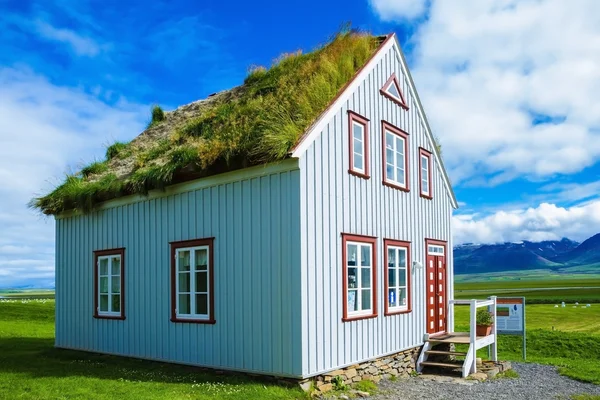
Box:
454;233;600;275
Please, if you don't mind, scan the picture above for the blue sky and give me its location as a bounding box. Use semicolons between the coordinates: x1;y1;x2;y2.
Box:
1;0;600;288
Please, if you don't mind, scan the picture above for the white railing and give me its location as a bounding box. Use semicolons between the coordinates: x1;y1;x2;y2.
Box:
448;296;498;376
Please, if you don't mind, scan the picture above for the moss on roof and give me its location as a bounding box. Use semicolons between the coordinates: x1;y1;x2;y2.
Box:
32;30;384;215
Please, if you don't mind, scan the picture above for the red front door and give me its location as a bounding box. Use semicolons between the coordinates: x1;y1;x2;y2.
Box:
426;240;447;335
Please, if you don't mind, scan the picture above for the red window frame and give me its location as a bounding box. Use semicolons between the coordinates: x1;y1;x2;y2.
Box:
348;111;370;179
341;233;378;322
380;73;408;110
419;147;433;199
170;238;216;324
93;248;126;320
383;239;412;316
381;120;410;192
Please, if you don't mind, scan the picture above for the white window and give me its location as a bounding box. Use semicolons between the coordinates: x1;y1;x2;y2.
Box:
386;245;409;313
383;123;408;189
95;250;124;319
380;73;408;110
420;148;432;198
344;236;376;319
175;245;211;320
348;111;370;178
428;245;444;256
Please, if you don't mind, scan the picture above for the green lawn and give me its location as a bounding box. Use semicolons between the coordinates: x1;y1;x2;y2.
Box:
453;303;600;384
0;300;303;399
0;290;55;299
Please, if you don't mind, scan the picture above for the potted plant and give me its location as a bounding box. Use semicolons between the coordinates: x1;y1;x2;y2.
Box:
476;308;494;336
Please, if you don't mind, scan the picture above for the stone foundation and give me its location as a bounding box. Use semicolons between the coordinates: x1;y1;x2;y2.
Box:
300;347;421;393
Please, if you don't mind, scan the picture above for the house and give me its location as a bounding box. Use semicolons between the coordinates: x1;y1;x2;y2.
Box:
36;31;462;384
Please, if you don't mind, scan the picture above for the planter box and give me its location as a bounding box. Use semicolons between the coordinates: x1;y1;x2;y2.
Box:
476;324;492;336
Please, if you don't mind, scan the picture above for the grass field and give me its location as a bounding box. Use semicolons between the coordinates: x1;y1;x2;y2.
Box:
0;289;55;299
455;278;600;304
0;300;303;399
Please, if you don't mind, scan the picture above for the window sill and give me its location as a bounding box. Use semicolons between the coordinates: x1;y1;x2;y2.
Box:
420;193;433;200
171;317;216;324
342;313;377;322
383;180;409;192
94;314;125;320
384;308;412;316
349;169;370;180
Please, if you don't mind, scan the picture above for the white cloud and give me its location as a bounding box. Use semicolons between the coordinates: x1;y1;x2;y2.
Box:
0;66;146;288
369;0;429;20
453;201;600;244
33;20;101;56
374;0;600;185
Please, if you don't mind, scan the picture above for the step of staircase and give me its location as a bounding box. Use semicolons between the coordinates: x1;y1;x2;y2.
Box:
424;350;467;357
419;361;464;369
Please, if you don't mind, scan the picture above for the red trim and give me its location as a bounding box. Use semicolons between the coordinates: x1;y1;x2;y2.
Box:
291;34;395;153
170;238;216;324
419;147;433;199
93;248;126;320
341;233;378;322
348;111;370;179
381;120;410;192
380;72;409;110
425;239;448;334
383;239;412;316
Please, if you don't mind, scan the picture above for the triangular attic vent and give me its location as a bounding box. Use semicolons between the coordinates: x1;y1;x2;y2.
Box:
380;73;408;110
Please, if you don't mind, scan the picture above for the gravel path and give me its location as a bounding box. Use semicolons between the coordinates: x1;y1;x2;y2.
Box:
371;363;600;400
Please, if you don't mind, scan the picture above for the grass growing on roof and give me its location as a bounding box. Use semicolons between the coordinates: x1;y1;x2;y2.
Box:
31;29;381;215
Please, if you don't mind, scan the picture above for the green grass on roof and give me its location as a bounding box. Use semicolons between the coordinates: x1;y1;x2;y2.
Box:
32;29;381;215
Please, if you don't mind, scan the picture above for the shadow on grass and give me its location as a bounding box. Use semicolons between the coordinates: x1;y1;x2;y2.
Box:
0;337;290;388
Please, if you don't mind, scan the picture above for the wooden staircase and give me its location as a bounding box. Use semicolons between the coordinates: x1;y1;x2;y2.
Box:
417;298;498;378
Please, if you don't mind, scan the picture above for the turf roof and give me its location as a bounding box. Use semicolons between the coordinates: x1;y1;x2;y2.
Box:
32;31;385;216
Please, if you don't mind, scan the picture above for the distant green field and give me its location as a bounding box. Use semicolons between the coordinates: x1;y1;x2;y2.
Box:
0;290;55;300
455;278;600;304
455;270;600;283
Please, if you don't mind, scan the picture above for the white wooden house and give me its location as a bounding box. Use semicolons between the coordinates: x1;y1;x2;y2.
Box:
47;33;493;382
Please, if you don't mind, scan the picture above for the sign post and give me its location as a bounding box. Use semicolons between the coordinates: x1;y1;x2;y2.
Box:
494;297;526;360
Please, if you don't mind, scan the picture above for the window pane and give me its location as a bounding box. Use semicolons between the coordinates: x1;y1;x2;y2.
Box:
399;269;407;286
386;132;394;148
421;156;428;169
388;288;397;307
386;148;394;164
396;168;405;185
178;251;190;272
348;268;357;289
111;257;120;275
396;152;404;169
361;245;371;267
388;269;396;287
353;123;363;140
111;276;120;294
99;295;109;312
99;258;108;275
111;295;120;313
399;249;406;267
195;294;208;315
353;138;363;155
348;290;358;311
353;154;363;170
423;181;429;194
396;137;404;153
195;249;208;271
361;289;371;310
178;294;190;314
398;288;407;306
347;245;357;266
388;248;395;267
388;83;400;98
386;164;394;180
99;277;109;294
361;268;371;289
179;272;190;292
195;271;208;292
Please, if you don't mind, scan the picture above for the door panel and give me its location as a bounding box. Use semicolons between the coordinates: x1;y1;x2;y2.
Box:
426;241;447;334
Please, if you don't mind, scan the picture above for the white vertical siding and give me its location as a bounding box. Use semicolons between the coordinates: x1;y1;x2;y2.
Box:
55;165;303;378
299;43;454;377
